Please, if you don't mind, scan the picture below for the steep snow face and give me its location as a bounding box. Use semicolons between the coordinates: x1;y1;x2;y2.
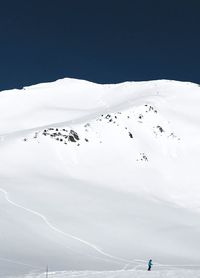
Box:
0;78;200;277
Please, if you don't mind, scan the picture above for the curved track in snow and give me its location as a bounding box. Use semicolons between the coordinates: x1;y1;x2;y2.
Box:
0;188;131;266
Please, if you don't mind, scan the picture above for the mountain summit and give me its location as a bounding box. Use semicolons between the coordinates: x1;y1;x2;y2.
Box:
0;78;200;277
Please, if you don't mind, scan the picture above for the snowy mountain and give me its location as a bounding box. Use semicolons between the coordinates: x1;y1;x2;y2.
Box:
1;78;200;277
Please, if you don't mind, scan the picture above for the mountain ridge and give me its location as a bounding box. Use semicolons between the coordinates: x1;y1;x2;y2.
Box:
0;78;200;277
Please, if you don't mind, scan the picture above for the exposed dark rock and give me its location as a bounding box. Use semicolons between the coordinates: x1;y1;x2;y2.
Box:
68;135;76;142
169;132;175;138
157;125;164;133
140;153;148;161
34;132;38;138
70;130;79;141
129;132;133;138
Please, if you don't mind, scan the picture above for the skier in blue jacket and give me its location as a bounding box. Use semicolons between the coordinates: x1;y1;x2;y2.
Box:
148;259;153;271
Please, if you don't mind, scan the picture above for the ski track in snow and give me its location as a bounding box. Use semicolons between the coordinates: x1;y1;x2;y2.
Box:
0;188;132;269
2;187;200;276
0;257;38;269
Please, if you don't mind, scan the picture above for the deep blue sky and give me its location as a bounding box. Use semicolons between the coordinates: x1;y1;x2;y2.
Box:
0;0;200;90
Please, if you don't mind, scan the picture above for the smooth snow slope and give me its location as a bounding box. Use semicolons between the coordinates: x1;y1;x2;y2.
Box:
0;78;200;277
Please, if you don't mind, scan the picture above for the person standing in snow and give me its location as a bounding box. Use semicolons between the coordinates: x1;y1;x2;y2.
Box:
147;259;153;271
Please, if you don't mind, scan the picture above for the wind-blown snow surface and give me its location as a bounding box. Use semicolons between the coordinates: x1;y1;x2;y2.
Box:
1;78;200;277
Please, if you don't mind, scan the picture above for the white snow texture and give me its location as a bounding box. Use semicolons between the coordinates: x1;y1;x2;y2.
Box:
0;78;200;277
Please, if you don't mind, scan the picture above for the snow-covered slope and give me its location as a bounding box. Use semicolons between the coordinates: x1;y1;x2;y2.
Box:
0;78;200;277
